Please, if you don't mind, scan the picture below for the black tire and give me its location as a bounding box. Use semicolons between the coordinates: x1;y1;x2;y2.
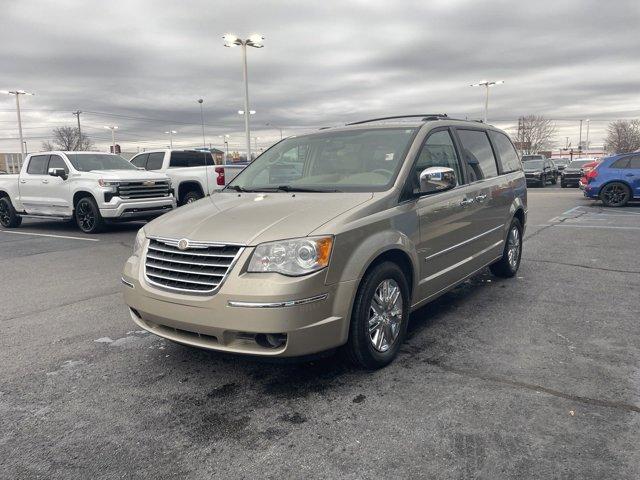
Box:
561;181;567;188
490;217;523;278
181;190;203;206
600;182;631;208
75;196;105;233
0;197;22;228
344;261;410;369
539;175;546;188
551;174;558;185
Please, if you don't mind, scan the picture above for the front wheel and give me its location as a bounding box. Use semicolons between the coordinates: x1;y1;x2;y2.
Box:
490;218;523;278
561;181;567;188
0;197;22;228
181;190;203;205
344;261;410;369
551;174;558;185
75;197;105;233
539;175;546;188
600;182;630;207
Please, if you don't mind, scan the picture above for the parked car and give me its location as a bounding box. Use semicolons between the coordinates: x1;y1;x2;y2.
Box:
577;159;600;189
0;151;176;233
521;154;547;162
583;152;640;207
122;114;527;369
560;159;595;188
523;158;558;187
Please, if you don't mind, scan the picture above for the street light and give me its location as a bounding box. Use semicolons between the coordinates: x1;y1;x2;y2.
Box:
219;134;231;158
164;130;177;148
104;125;118;153
585;119;590;150
469;80;503;123
266;123;284;140
1;89;35;165
197;99;206;149
238;110;256;115
224;33;264;161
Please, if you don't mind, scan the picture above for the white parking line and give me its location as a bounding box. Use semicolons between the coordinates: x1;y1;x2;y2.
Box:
542;224;640;231
0;230;99;241
561;206;583;215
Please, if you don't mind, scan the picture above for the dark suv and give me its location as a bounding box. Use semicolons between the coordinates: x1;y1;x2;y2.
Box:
523;158;558;187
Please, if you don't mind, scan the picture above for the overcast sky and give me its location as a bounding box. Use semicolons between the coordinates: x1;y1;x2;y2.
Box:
1;0;639;154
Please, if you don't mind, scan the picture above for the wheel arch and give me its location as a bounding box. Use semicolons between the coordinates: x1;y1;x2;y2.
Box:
597;179;633;198
177;181;204;202
72;190;97;209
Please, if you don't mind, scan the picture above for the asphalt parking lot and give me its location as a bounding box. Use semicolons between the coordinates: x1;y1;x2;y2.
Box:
1;185;639;480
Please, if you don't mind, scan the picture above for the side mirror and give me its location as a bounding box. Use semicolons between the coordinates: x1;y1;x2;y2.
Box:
48;167;67;180
418;167;456;195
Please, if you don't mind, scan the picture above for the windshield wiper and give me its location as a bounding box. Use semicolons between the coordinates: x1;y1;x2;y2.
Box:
274;185;341;193
226;185;247;192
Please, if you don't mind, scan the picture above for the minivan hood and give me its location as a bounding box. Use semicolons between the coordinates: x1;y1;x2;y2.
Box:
145;191;374;245
82;170;169;181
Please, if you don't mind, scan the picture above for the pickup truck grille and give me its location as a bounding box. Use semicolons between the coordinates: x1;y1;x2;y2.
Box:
117;181;171;199
144;238;243;294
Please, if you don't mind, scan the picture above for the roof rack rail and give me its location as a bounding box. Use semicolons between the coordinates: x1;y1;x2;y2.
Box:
346;114;448;126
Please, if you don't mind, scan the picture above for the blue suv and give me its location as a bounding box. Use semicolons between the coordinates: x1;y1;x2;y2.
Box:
584;153;640;207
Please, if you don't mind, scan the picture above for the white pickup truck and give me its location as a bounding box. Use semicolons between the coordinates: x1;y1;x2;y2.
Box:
0;151;176;233
129;149;247;205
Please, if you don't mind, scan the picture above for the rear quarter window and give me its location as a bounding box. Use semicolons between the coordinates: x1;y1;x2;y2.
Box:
456;129;498;181
489;131;521;173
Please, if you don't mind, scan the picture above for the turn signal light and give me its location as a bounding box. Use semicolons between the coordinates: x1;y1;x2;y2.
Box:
215;166;225;186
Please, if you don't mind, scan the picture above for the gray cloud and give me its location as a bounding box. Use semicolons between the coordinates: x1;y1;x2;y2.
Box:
1;0;639;152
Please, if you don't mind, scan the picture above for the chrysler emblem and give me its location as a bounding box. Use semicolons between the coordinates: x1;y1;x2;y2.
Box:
177;238;189;250
143;180;155;186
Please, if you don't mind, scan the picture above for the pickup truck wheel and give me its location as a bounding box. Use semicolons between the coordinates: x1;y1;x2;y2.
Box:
0;197;22;228
75;197;105;233
182;190;203;205
490;218;522;278
600;182;630;207
344;261;410;369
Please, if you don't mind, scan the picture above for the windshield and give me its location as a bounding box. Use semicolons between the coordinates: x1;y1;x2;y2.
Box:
67;154;137;172
227;127;418;193
523;160;544;169
522;155;543;162
568;160;592;168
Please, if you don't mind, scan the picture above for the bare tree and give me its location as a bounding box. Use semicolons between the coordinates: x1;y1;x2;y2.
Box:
41;126;94;151
516;115;557;155
604;120;640;154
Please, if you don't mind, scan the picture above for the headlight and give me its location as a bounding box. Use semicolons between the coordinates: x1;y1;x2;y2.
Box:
248;236;333;276
98;179;119;187
133;228;146;257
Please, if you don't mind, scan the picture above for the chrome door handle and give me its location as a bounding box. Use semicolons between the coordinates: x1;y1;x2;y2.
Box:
19;179;27;184
42;179;49;184
460;198;474;206
475;194;487;202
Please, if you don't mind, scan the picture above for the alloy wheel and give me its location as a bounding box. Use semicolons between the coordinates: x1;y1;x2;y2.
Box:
0;201;10;226
368;279;403;352
77;201;95;231
602;184;629;207
507;226;521;270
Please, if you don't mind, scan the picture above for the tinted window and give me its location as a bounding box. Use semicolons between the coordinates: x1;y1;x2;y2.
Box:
131;153;148;168
456;129;498;181
26;155;48;174
48;155;68;173
489;131;521;173
169;152;188;168
628;155;640;169
146;152;165;170
170;151;212;168
414;130;461;185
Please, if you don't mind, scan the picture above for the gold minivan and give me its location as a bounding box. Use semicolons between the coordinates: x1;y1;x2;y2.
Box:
122;115;526;368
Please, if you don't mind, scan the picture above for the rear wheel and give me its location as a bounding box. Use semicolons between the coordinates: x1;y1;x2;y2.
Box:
539;175;546;188
490;218;522;278
75;196;105;233
182;190;203;205
0;197;22;228
344;261;410;369
600;182;630;207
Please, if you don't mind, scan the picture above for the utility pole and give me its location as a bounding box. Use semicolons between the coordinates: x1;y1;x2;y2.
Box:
72;110;82;150
470;80;503;123
197;99;206;149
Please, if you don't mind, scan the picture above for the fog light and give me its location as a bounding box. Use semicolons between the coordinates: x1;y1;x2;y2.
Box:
256;333;287;349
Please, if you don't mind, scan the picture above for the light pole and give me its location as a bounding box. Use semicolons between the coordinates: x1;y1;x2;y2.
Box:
579;119;583;151
469;80;503;123
585;119;590;151
197;99;206;149
266;123;284;140
72;110;82;149
223;33;264;162
1;90;34;165
164;130;177;149
104;125;118;153
254;136;259;152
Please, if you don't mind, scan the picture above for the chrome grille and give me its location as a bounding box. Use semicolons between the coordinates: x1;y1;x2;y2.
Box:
144;238;243;293
118;181;171;199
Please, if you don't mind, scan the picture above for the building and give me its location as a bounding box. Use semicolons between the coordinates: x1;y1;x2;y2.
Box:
0;153;22;173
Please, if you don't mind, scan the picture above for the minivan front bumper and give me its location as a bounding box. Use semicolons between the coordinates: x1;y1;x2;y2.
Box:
121;251;357;357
